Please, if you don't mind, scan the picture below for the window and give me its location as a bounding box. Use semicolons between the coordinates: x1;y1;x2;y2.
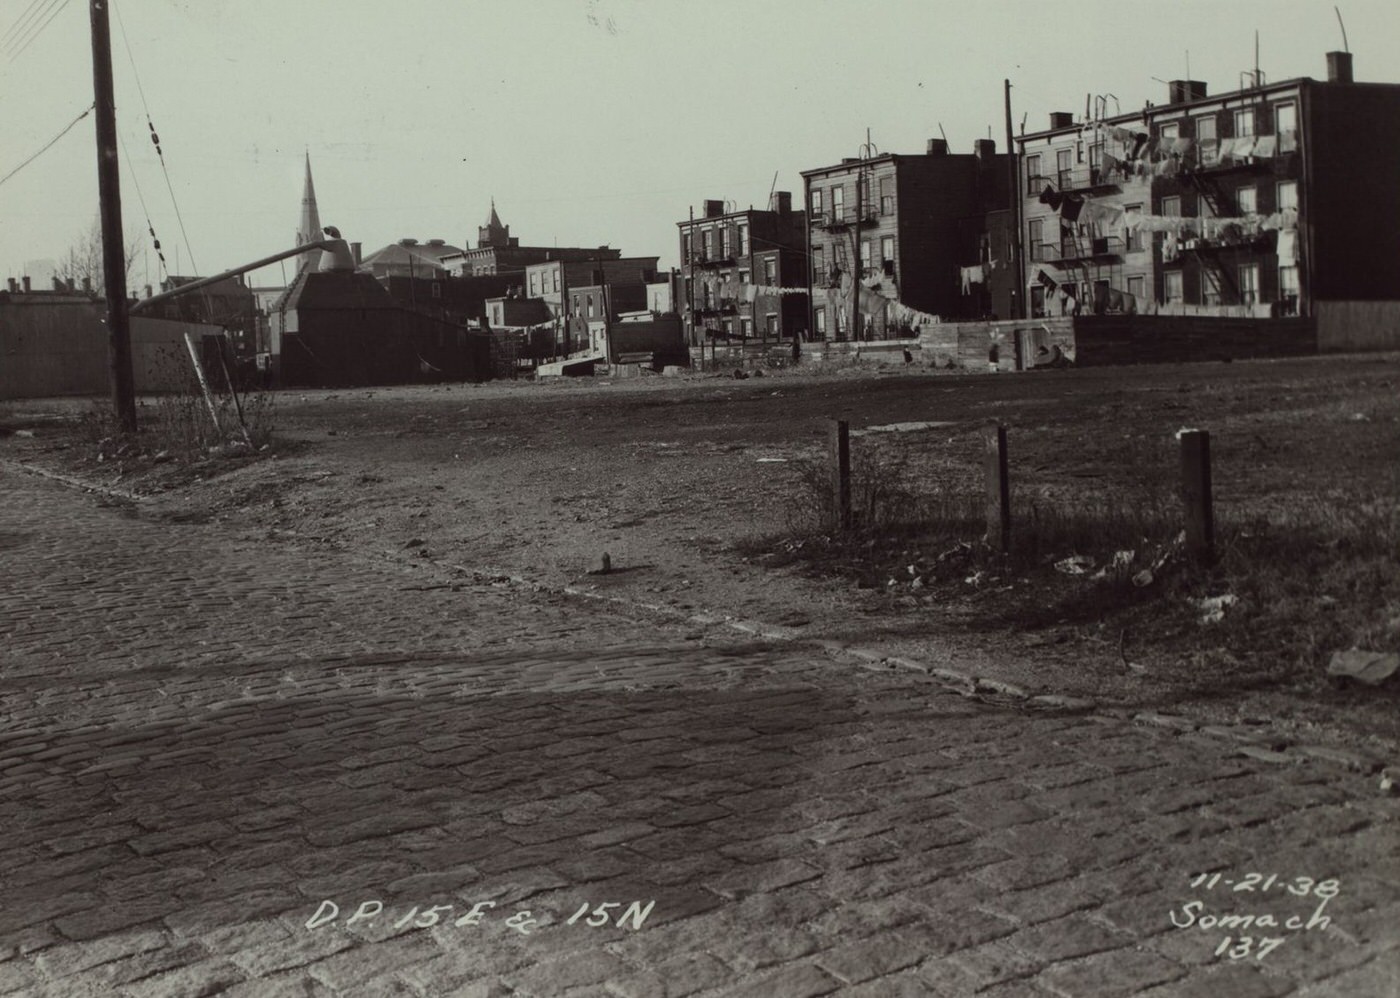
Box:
1127;275;1145;302
1236;186;1257;215
1233;108;1255;137
1201;272;1222;305
1193;115;1217;141
763;257;776;283
1026;154;1042;194
1088;143;1102;176
1056;147;1072;186
431;282;441;299
1238;263;1259;304
860;240;872;273
812;246;825;283
879;177;894;214
1161;195;1181;217
1124;205;1143;251
738;270;750;285
765;313;778;334
1276;180;1297;212
741;317;753;339
831;185;844;221
857;175;870;207
1279;265;1299;311
1164;271;1184;304
810;188;823;217
552;270;560;293
738;223;749;256
1028;218;1044;261
1274;103;1297;135
586;293;595;314
720;227;732;259
682;232;691;262
572;294;580;315
1159;121;1181;141
835;306;847;336
529;273;540;296
814;306;826;336
880;235;894;265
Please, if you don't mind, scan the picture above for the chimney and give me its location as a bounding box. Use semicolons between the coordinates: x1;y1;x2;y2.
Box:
52;276;64;290
974;138;996;160
82;277;92;293
770;190;792;214
22;276;31;292
6;278;16;293
399;238;418;246
1168;80;1208;104
351;241;362;265
1327;50;1353;83
1048;112;1074;130
703;199;724;218
925;138;949;156
144;284;153;298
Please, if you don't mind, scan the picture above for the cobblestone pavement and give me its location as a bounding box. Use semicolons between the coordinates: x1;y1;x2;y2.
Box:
2;468;1398;997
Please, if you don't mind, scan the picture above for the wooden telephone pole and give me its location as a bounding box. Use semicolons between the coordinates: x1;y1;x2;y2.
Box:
90;0;137;432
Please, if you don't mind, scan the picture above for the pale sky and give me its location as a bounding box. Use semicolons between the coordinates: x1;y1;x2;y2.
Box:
3;0;1397;290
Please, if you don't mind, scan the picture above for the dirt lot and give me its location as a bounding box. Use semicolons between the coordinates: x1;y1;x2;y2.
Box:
5;353;1399;756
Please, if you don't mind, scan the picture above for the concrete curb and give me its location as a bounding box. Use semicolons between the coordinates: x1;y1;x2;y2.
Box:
1;460;145;503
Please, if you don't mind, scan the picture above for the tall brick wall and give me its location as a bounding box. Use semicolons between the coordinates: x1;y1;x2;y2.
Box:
1072;315;1315;366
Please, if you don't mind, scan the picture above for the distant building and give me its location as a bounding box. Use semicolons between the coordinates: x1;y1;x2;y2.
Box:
439;202;622;278
358;238;466;281
675;194;807;347
1016;51;1400;319
802;140;1011;340
153;274;259;355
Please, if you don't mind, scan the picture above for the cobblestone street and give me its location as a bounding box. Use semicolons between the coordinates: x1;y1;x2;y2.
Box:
2;467;1398;997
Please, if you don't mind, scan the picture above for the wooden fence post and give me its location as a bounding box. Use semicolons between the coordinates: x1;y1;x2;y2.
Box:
984;423;1010;552
1179;428;1215;562
830;419;851;531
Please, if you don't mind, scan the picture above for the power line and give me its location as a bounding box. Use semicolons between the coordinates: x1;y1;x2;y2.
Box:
120;129;168;283
0;0;46;51
112;0;198;274
6;0;70;64
0;102;93;189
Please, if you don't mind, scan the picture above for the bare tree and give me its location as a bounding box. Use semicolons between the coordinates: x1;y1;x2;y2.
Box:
58;217;140;296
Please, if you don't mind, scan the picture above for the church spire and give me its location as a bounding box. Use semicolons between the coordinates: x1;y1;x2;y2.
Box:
296;152;323;271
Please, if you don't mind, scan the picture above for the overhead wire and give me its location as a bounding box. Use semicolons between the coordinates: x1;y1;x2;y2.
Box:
0;102;93;189
112;0;199;277
0;0;46;51
119;128;168;285
6;0;70;64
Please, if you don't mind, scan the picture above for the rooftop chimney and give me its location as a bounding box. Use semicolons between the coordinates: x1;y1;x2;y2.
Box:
1327;50;1353;83
22;276;31;292
351;241;362;265
82;277;92;293
1168;80;1208;104
770;190;792;214
399;238;418;246
6;278;16;293
926;138;949;156
974;138;996;160
1048;112;1074;130
703;199;724;218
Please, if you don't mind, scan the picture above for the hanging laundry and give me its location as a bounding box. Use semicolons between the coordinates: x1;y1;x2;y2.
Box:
1217;137;1237;160
1060;197;1084;223
1039;185;1063;210
1197;138;1219;168
1232;135;1256;159
1036;270;1058;291
1163;232;1179;262
1252;135;1277;158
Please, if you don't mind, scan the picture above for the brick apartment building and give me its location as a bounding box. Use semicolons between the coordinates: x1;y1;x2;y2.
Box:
1016;51;1400;319
802;139;1011;341
441;204;622;278
675;194;808;346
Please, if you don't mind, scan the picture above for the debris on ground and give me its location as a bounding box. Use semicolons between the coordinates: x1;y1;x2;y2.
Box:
1195;593;1238;624
1055;555;1095;576
1327;650;1400;686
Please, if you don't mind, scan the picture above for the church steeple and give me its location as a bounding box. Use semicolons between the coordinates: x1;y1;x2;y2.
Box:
477;198;510;249
296;152;323;271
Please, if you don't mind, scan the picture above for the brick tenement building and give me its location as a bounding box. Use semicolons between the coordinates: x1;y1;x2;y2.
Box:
675;194;808;346
440;203;622;278
801;139;1012;341
1016;51;1400;319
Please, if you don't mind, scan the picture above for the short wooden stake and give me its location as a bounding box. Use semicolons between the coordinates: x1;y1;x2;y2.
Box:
183;331;223;435
830;419;851;531
984;423;1010;552
1179;428;1215;562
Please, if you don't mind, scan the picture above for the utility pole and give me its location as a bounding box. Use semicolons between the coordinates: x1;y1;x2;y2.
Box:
1005;79;1026;320
90;0;136;432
